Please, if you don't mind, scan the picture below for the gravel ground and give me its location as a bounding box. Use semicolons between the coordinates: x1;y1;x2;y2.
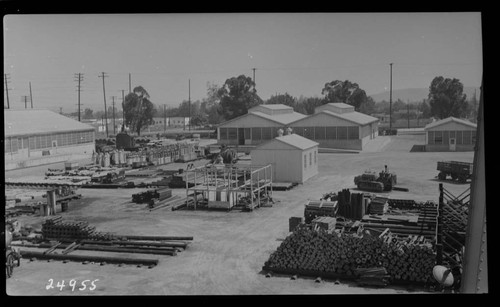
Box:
5;135;474;296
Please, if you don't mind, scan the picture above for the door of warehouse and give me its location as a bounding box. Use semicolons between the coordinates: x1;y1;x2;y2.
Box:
449;138;456;151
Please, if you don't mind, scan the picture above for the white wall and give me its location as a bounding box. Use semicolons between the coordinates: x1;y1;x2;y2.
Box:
301;147;319;182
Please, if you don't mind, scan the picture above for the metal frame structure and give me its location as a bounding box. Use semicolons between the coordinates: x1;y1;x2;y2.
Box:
185;164;273;211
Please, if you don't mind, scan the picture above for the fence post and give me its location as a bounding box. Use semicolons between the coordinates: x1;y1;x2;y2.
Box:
436;183;444;264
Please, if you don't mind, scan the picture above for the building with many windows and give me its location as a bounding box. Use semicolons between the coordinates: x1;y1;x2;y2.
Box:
4;109;96;170
424;117;477;152
217;103;379;151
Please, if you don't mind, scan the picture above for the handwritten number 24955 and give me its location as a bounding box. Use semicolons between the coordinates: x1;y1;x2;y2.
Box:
46;279;99;291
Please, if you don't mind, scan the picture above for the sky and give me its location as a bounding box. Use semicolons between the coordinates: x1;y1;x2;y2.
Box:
3;13;483;113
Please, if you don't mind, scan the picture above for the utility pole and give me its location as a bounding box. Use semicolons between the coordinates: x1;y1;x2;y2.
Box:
407;100;410;129
129;73;132;93
111;96;117;135
120;89;125;132
164;104;167;134
252;68;256;88
21;95;30;109
188;79;191;131
389;63;393;134
29;82;33;108
98;72;109;137
74;73;84;121
4;74;11;109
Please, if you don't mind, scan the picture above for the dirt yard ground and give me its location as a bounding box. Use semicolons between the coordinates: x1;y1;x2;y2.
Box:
5;134;475;296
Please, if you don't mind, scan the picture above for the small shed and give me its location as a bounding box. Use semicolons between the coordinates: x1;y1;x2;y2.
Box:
424;117;477;152
251;133;319;184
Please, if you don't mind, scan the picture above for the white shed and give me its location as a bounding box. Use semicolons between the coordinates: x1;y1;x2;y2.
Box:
251;134;319;184
424;117;477;152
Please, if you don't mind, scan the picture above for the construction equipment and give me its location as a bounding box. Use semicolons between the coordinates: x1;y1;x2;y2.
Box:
354;165;397;192
437;161;473;183
219;144;238;164
102;169;126;184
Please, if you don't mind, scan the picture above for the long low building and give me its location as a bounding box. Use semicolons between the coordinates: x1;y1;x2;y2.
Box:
424;117;477;152
217;103;379;150
4;109;96;170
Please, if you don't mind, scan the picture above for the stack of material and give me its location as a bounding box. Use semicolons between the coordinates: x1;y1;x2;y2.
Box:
355;267;390;287
336;189;369;220
42;217;96;240
304;200;337;223
151;176;172;187
312;216;336;233
369;196;389;215
156;188;172;201
132;188;172;204
289;217;303;232
388;199;437;211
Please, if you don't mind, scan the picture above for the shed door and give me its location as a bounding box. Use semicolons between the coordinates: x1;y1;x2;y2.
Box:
449;138;456;151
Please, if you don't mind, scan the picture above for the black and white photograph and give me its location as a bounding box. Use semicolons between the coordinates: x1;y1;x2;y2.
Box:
3;11;486;295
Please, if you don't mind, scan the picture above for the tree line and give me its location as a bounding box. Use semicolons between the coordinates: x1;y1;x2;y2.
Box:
81;75;478;136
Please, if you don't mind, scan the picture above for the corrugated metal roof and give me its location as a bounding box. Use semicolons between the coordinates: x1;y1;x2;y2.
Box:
251;111;307;125
4;109;95;137
290;110;378;126
424;117;477;130
271;134;319;150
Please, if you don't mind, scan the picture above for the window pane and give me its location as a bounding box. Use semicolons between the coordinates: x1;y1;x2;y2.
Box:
338;127;348;140
252;127;261;140
456;131;463;145
348;127;359;140
35;136;41;149
304;127;314;139
443;131;449;145
262;127;272;140
228;128;237;139
428;131;434;144
309;152;312;166
304;154;307;168
314;150;317;164
11;139;18;152
449;131;456;139
314;126;325;140
463;131;471;144
434;131;443;144
326;127;337;139
294;127;304;136
5;139;11;153
471;131;476;145
244;128;251;139
29;137;35;150
220;128;227;140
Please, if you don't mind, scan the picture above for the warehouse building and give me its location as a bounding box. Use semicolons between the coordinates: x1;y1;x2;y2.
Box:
217;104;307;146
4;109;96;170
251;132;319;184
424;117;477;152
289;103;379;150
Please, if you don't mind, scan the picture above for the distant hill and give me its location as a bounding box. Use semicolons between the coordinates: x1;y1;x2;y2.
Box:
369;86;480;103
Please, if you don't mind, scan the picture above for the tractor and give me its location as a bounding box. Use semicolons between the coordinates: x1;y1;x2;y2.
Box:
218;145;238;164
354;165;397;192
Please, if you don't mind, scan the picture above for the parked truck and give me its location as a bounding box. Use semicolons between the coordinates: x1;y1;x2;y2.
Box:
437;161;473;183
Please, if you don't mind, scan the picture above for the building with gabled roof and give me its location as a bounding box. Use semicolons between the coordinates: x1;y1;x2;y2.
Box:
251;133;319;183
4;109;96;170
424;116;477;152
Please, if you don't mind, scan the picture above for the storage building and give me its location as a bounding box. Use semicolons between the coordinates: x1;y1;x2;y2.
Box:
217;104;307;146
289;103;379;150
424;117;477;152
4;109;96;170
251;133;319;184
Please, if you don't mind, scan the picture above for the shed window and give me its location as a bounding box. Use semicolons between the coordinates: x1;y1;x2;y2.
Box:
227;128;237;140
428;131;434;144
11;138;18;152
304;154;307;169
456;131;463;145
449;131;456;140
262;127;272;140
347;127;359;140
314;126;325;140
337;127;348;140
29;137;36;150
314;150;317;164
309;152;312;166
434;131;443;144
5;138;11;153
463;131;471;145
471;131;476;145
35;136;41;149
220;128;227;140
244;128;251;140
252;127;261;141
326;127;337;140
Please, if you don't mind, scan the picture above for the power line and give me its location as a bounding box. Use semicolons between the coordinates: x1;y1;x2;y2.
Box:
389;63;393;132
98;72;109;137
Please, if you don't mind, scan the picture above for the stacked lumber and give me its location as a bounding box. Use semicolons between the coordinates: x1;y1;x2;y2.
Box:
304;200;337;223
312;216;336;233
42;217;96;240
369;196;388;215
264;226;435;283
388;199;437;211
